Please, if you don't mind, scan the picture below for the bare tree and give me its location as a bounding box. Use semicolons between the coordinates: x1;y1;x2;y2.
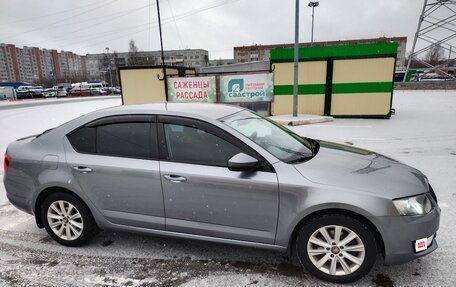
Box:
129;39;138;53
40;77;55;88
426;44;445;66
127;39;140;66
99;54;110;71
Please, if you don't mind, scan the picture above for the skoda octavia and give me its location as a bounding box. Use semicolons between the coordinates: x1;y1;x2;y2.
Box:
3;103;440;283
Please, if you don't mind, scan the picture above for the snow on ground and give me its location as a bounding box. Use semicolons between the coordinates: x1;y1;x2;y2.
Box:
0;90;455;286
0;97;122;203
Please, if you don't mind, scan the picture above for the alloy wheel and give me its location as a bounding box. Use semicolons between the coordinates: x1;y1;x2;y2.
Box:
47;200;84;241
307;225;365;276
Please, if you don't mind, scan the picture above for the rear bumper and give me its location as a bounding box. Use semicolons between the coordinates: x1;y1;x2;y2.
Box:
377;206;441;265
3;173;35;215
6;190;34;214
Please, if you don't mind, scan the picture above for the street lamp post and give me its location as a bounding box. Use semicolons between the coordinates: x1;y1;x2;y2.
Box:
105;47;113;87
308;1;319;47
292;0;300;117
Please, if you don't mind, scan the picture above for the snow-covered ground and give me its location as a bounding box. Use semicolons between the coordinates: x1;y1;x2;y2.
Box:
0;97;121;203
0;90;455;286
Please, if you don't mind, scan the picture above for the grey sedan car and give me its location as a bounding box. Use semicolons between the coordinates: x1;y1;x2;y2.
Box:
3;103;440;283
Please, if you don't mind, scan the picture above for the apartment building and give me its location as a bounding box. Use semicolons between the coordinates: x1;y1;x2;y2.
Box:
207;58;235;67
0;44;208;84
0;44;21;82
85;49;209;80
234;36;408;69
0;43;87;84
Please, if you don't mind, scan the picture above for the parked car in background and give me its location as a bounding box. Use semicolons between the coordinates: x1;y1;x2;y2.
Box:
112;87;121;94
103;87;120;95
56;88;68;97
0;86;17;100
55;84;71;97
3;103;440;283
16;86;44;99
90;87;107;96
43;88;56;98
69;85;91;97
29;86;44;96
16;85;35;99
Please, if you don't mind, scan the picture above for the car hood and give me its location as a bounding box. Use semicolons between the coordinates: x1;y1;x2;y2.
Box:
294;140;428;198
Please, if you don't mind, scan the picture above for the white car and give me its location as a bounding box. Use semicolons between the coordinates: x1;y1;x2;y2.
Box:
43;88;56;98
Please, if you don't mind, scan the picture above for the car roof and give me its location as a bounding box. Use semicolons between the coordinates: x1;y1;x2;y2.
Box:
100;103;245;120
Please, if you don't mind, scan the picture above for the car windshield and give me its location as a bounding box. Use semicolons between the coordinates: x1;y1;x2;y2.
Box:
220;110;314;163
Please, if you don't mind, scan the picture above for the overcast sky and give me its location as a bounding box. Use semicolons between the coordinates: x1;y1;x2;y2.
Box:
0;0;454;59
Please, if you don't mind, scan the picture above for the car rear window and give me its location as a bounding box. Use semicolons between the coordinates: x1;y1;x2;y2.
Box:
68;122;157;159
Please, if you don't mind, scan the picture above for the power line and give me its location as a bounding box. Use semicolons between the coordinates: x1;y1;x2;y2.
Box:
27;3;154;47
2;0;118;40
166;0;184;49
17;0;241;53
1;0;113;25
53;23;152;51
149;0;152;50
73;0;242;51
76;26;152;51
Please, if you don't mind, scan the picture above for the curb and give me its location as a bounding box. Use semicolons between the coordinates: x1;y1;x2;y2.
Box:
269;115;333;126
0;95;121;111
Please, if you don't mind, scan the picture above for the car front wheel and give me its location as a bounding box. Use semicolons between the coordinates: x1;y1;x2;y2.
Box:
296;213;377;283
41;192;95;246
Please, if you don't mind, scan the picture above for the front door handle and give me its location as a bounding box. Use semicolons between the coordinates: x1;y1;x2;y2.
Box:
164;174;187;183
73;166;93;173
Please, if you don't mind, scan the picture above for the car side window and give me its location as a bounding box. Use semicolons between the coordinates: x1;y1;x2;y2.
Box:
163;123;242;167
68;126;96;154
97;122;151;158
68;121;157;159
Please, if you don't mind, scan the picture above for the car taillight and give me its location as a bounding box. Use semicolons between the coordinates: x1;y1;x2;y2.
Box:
4;153;11;174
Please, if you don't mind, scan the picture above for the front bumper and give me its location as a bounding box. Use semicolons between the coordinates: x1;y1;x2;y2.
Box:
376;206;441;265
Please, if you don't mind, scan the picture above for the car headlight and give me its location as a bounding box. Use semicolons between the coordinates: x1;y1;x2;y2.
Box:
393;194;432;216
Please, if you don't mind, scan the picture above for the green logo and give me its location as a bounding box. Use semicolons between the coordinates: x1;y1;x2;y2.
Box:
221;74;273;103
228;79;244;93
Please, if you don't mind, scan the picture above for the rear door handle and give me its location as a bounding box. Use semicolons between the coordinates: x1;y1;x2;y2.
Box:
164;174;187;183
73;166;93;173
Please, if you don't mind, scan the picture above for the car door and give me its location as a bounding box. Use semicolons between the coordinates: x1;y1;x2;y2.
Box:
158;116;279;244
64;115;165;230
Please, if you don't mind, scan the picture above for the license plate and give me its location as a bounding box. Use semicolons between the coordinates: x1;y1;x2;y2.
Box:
415;238;428;252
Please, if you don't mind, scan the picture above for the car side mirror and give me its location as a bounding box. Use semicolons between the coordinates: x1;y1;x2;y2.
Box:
228;153;260;172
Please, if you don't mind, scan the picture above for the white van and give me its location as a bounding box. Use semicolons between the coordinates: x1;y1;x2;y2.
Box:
0;87;17;100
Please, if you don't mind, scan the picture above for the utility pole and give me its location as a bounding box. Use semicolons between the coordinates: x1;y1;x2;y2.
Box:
156;0;168;101
293;0;300;117
404;0;456;82
308;1;319;47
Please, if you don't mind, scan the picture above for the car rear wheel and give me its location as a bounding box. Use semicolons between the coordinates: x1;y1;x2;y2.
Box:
41;192;95;246
296;213;377;283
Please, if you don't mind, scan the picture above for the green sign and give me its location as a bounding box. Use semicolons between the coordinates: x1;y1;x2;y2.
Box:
220;73;273;102
168;76;216;102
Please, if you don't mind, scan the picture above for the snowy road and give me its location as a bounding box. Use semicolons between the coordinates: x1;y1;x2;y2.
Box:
0;90;455;286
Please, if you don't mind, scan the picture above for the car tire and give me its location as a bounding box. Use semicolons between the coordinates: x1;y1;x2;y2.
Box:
295;213;377;283
41;192;96;247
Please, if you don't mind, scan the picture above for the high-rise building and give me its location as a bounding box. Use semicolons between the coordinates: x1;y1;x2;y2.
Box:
0;44;21;82
0;43;87;84
0;44;209;85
